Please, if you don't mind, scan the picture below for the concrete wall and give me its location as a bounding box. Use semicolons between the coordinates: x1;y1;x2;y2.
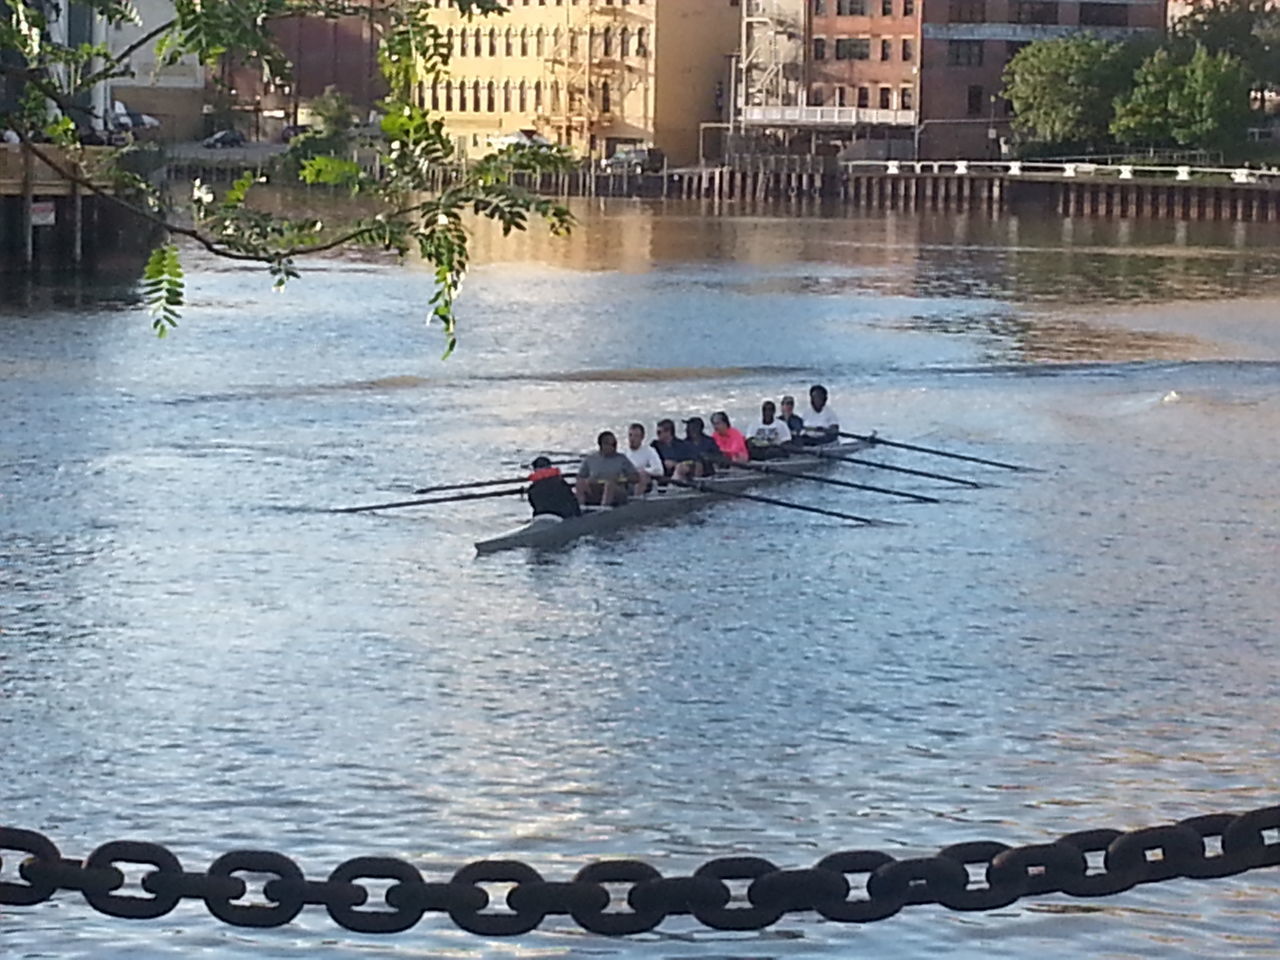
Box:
108;0;206;140
654;1;739;165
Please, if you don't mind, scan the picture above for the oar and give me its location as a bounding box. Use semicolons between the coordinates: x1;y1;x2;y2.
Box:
668;478;901;527
732;460;940;504
414;473;576;495
333;487;526;514
841;433;1042;472
809;450;983;488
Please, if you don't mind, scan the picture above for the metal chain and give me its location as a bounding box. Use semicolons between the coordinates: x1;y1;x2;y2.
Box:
2;804;1277;937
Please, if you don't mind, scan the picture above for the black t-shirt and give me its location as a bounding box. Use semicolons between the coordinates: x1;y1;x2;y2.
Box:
528;477;581;518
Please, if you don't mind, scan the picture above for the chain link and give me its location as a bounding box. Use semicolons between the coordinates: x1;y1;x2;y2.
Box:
1;804;1277;937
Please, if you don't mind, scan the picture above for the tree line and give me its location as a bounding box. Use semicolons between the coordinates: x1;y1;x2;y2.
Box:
1003;0;1279;155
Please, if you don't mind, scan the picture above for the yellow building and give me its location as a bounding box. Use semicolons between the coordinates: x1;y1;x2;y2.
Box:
421;0;739;166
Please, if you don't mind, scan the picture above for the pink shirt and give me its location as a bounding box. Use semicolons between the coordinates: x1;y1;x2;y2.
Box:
713;427;750;463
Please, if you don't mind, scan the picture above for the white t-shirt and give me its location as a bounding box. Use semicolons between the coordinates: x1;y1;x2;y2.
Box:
803;404;840;434
749;419;792;445
625;443;665;478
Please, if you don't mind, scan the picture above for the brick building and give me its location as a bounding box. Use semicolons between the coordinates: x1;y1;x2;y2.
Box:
737;0;1166;159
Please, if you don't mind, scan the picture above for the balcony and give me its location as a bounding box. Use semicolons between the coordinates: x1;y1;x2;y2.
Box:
740;105;917;127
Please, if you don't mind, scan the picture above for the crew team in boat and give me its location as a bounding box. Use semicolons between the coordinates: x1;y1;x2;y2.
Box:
528;386;844;518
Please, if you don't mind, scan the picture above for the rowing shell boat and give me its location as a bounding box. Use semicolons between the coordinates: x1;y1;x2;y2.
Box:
474;439;870;554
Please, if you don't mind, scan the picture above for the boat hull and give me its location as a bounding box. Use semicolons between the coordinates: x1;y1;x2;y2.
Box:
474;440;869;554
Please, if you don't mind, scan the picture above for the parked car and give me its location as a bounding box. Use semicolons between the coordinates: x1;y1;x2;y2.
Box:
202;129;246;149
280;124;312;143
600;146;665;175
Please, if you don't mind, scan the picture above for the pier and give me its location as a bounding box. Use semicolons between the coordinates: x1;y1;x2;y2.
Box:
0;145;154;272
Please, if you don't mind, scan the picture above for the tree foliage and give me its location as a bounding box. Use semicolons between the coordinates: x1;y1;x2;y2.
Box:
1112;44;1252;149
1173;0;1280;99
1002;37;1139;148
0;0;573;354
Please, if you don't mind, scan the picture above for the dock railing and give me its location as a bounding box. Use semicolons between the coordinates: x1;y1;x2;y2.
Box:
842;158;1280;188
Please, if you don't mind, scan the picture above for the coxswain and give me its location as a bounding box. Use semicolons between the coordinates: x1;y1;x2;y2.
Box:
526;456;581;519
747;400;792;460
651;418;695;481
682;416;722;476
623;422;664;495
800;384;840;445
575;431;641;507
709;411;750;464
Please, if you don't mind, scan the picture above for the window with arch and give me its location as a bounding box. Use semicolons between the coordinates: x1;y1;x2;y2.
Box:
488;28;497;56
534;80;543;111
569;29;579;56
430;80;440;111
601;80;611;113
603;27;613;57
520;27;529;56
503;81;512;112
551;81;560;112
486;81;496;112
444;81;454;111
636;27;648;56
456;80;467;111
472;27;482;55
620;26;630;56
448;28;458;56
472;80;483;111
504;28;514;56
535;27;545;56
518;80;528;112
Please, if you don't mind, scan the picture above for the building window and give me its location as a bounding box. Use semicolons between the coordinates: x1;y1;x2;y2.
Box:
813;0;826;12
487;81;496;112
520;28;529;56
837;0;868;13
948;0;986;22
878;86;892;108
504;28;514;56
811;85;825;106
900;86;913;109
835;37;871;59
881;0;893;13
813;38;827;60
636;28;648;55
902;37;914;60
837;85;849;105
1006;40;1030;61
620;26;630;56
947;39;984;66
536;27;545;56
1080;2;1127;25
1013;1;1057;23
880;38;891;60
967;83;985;116
503;81;512;112
856;86;869;107
903;0;914;13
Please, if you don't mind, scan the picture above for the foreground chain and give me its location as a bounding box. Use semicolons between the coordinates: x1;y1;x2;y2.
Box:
2;804;1278;936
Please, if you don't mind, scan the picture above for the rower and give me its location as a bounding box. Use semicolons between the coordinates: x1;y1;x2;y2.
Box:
682;416;722;476
651;418;695;482
527;456;581;519
575;431;641;507
747;400;792;461
799;384;840;446
623;422;664;495
779;395;805;437
709;411;750;464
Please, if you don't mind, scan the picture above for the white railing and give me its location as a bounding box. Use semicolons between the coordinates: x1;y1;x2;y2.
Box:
841;159;1280;187
740;105;917;127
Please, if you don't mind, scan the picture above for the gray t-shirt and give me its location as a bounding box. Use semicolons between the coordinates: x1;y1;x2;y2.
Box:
579;452;640;485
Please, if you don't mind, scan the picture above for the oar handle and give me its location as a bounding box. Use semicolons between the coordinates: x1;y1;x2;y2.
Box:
841;433;1040;472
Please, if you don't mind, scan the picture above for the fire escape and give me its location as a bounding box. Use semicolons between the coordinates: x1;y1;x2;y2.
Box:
541;0;646;155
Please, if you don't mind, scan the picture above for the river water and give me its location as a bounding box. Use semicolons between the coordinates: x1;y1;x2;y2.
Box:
3;199;1280;958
